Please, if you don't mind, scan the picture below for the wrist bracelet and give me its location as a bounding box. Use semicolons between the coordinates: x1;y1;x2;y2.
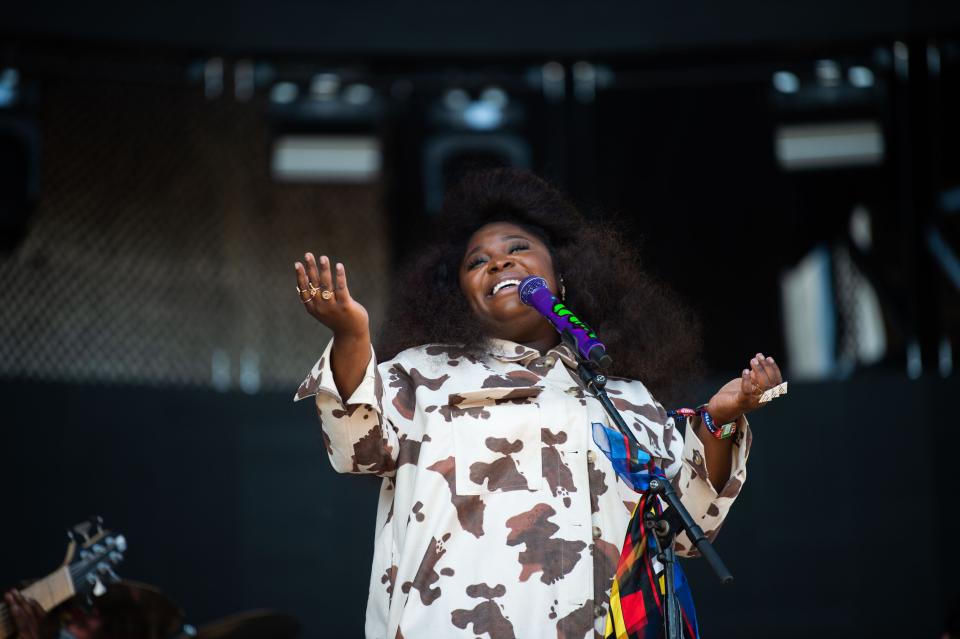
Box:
698;406;737;440
667;407;737;440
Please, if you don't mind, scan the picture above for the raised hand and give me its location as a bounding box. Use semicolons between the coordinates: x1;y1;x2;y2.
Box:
294;253;370;340
294;253;371;398
706;352;784;424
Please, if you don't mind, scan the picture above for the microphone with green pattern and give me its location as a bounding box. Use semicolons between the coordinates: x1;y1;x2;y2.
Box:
518;275;612;369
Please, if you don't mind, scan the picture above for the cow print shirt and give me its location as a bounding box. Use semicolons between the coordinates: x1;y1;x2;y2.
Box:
295;338;751;639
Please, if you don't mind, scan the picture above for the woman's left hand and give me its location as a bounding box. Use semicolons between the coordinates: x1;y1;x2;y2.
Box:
706;352;783;424
4;589;50;639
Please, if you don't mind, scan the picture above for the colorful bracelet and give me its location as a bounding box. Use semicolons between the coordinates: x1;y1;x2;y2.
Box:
698;406;738;440
667;407;738;440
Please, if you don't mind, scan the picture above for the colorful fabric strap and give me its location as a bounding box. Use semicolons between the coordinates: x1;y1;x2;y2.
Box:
592;423;700;639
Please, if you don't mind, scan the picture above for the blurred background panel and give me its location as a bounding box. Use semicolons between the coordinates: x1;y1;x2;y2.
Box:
1;2;959;638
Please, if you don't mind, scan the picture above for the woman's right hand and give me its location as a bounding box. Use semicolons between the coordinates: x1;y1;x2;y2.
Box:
295;253;372;398
294;253;370;340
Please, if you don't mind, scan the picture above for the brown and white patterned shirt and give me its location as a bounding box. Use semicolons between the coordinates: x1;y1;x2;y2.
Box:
295;338;751;639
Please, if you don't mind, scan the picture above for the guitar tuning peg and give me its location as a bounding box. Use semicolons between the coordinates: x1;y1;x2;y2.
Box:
86;573;106;597
114;535;127;552
97;562;120;583
72;520;93;543
101;567;120;583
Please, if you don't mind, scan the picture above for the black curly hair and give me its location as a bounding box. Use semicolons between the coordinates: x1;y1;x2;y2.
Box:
376;167;703;403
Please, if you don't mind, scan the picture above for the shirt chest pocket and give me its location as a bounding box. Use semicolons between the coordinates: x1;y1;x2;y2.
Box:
447;386;544;496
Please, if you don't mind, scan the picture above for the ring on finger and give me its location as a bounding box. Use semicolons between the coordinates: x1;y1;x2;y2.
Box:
297;286;312;303
308;282;322;297
320;289;334;300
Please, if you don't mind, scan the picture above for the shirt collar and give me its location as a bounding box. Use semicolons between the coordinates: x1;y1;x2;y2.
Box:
485;338;579;370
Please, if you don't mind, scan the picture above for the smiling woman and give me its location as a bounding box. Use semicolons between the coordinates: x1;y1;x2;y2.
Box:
457;222;563;356
292;168;781;639
376;168;706;404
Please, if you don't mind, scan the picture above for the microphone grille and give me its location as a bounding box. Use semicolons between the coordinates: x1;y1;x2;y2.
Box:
518;275;549;305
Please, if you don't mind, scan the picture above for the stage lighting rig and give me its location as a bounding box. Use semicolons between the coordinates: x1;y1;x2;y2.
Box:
429;84;521;132
422;82;531;213
268;70;383;126
266;69;385;183
770;54;883;111
770;53;887;171
188;58;385;182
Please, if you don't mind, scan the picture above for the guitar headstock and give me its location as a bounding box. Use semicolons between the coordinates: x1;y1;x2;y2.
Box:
64;517;127;602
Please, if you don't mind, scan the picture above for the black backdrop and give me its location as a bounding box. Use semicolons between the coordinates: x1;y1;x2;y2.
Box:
3;0;960;55
1;374;956;638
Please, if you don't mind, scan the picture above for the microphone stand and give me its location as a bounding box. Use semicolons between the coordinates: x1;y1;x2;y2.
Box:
576;361;734;639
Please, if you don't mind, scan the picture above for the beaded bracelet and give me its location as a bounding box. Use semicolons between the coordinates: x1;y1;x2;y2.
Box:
667;407;737;440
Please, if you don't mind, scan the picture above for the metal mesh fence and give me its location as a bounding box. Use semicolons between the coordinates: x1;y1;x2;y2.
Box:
0;71;389;392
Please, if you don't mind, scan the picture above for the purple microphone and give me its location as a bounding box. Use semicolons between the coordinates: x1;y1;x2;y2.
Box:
518;275;612;368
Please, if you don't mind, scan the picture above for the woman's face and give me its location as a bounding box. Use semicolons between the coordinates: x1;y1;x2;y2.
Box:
458;221;561;347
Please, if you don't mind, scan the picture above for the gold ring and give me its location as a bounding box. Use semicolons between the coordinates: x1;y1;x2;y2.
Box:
321;289;334;300
297;286;312;303
308;283;321;296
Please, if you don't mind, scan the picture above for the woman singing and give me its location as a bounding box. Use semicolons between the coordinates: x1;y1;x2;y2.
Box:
293;168;782;639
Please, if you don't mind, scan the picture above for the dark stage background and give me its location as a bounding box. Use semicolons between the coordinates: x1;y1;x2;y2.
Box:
1;375;956;638
2;2;960;638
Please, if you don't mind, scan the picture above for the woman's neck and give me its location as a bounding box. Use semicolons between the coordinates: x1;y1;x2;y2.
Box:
520;333;561;356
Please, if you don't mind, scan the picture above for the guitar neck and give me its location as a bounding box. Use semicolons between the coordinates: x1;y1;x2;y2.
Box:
0;566;75;638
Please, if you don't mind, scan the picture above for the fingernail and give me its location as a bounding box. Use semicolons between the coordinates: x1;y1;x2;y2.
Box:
767;356;775;363
337;262;343;270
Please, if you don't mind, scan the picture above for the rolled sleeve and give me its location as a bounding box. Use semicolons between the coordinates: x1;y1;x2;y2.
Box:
294;338;379;407
672;414;752;557
294;338;397;476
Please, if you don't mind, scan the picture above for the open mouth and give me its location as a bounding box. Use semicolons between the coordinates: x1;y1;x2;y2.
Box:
490;279;521;296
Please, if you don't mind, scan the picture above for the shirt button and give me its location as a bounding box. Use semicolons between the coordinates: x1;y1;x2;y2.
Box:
586;450;597;464
592;525;602;539
544;355;557;367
